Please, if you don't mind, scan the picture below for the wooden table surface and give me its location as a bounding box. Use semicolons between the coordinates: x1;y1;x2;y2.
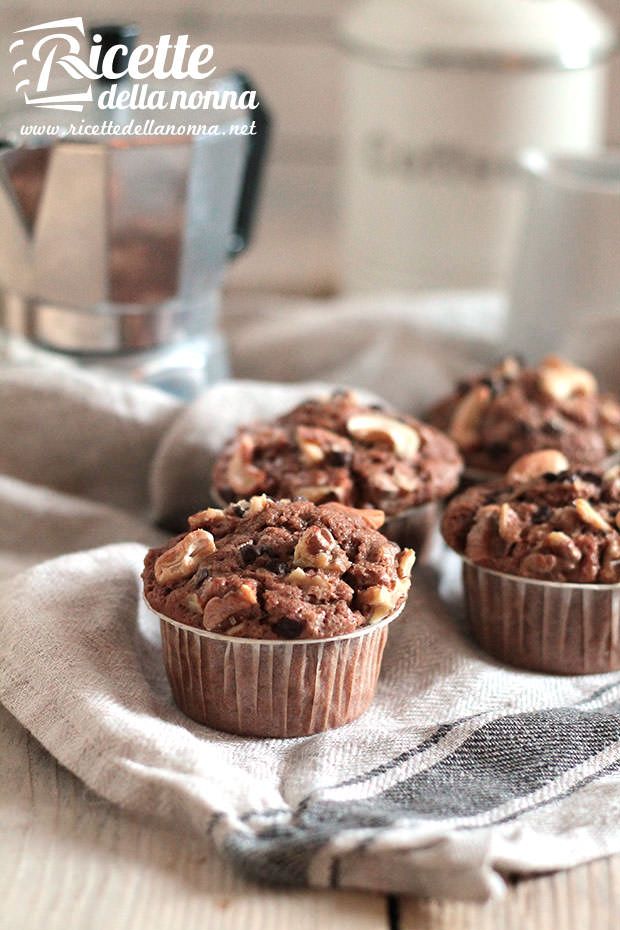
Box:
2;699;619;930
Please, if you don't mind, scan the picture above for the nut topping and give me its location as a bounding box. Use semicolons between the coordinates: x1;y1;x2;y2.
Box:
574;498;613;533
247;494;271;515
227;433;267;496
286;567;333;597
493;356;522;381
188;507;225;529
346;413;421;461
202;580;259;632
538;356;597;402
506;449;570;484
397;548;416;580
448;384;492;450
296;426;325;465
357;577;409;623
545;531;582;563
293;526;350;573
498;503;521;543
321;502;385;530
296;485;346;504
154;529;216;585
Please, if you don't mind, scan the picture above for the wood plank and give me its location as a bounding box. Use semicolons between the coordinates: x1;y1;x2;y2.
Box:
400;857;620;930
0;706;388;930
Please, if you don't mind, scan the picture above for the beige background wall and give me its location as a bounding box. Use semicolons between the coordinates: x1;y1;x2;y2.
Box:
2;0;619;295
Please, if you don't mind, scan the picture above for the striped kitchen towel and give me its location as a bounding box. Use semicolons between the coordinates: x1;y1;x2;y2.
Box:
1;364;620;900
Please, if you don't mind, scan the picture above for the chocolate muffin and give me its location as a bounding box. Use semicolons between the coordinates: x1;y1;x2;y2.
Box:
144;496;415;736
429;355;620;475
211;390;462;556
212;391;462;514
442;450;620;674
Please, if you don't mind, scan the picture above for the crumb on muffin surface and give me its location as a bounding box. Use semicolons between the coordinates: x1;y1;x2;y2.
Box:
211;390;463;516
143;496;415;640
429;356;620;474
442;452;620;584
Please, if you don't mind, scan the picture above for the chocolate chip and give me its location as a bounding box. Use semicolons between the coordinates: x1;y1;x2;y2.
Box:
516;421;533;437
193;566;210;586
578;471;603;485
268;561;289;575
240;543;260;565
232;502;250;517
342;570;357;587
541;420;562;436
273;618;304;639
532;505;552;524
326;449;351;467
487;441;510;460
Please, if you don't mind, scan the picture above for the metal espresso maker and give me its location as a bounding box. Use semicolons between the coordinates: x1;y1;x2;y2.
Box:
0;25;270;398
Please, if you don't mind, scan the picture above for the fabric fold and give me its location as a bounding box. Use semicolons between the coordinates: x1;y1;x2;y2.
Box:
1;359;620;900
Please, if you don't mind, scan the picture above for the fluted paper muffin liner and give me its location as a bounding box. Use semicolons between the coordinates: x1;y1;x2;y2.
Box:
148;600;404;737
455;554;620;675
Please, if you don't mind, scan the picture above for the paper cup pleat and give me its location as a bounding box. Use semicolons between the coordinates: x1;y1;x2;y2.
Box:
462;560;620;674
156;611;398;738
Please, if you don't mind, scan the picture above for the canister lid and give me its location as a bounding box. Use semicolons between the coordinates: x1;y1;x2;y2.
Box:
341;0;616;70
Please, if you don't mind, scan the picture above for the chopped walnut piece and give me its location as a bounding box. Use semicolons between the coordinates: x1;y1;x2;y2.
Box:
293;526;350;573
296;485;346;504
346;413;421;461
493;356;522;381
506;449;570;484
603;427;620;452
296;426;325;464
357;584;397;622
538;356;597;401
248;494;271;515
545;531;582;563
154;530;217;586
601;535;620;583
322;502;385;529
357;575;410;623
519;552;558;577
574;498;613;533
227;433;267;496
397;548;416;580
449;384;492;450
185;592;203;615
286;567;333;597
202;579;259;632
498;503;521;543
188;507;225;529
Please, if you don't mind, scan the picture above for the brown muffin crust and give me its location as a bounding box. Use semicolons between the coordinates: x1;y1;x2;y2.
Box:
143;496;414;640
442;458;620;584
429;356;620;474
212;391;463;515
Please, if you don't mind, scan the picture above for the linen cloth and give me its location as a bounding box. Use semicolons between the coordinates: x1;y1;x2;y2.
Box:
2;295;620;901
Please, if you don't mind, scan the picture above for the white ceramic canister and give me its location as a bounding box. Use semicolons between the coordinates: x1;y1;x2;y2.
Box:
339;0;616;293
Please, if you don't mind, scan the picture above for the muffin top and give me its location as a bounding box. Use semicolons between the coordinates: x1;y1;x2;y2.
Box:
429;355;620;474
211;390;463;516
442;449;620;584
143;496;415;640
